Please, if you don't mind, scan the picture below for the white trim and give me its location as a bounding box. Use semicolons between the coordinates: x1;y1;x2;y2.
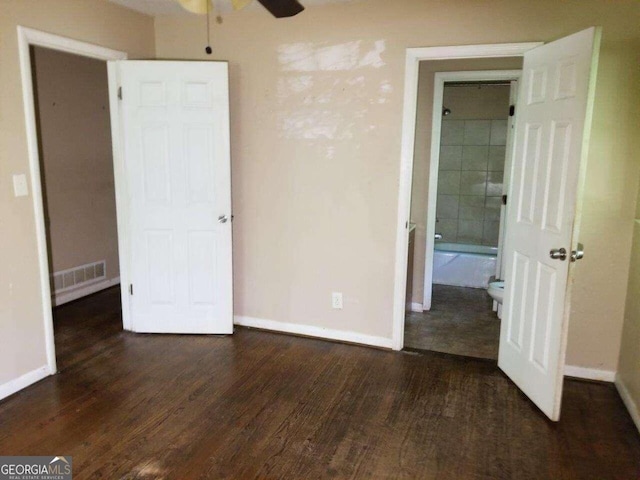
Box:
495;80;520;281
52;277;121;307
406;43;544;61
615;375;640;434
107;63;133;331
410;302;424;313
392;42;543;351
564;365;615;382
0;365;52;401
17;26;128;377
422;70;521;311
17;27;127;61
234;316;394;349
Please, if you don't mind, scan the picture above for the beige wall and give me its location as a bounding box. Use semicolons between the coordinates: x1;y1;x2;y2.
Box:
411;58;522;301
0;0;154;387
443;84;512;121
32;46;119;290
155;0;640;372
617;184;640;426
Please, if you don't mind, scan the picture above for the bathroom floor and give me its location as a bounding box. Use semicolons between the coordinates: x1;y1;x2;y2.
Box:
404;284;500;360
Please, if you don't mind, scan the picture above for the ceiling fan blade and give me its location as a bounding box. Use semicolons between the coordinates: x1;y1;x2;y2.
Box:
231;0;253;10
255;0;304;18
177;0;210;15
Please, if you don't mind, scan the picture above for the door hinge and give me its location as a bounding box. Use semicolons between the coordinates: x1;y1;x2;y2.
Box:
509;105;515;117
118;86;123;100
502;194;508;206
129;284;133;295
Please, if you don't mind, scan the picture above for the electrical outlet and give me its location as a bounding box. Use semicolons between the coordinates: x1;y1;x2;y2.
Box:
332;292;343;309
12;174;28;197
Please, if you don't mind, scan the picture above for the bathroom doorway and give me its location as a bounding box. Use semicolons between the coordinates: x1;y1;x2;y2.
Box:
404;66;522;360
396;30;600;420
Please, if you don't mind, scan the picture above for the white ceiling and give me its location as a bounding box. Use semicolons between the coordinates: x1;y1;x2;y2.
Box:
109;0;353;16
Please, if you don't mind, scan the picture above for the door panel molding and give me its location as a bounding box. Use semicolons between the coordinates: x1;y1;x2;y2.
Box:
114;60;232;334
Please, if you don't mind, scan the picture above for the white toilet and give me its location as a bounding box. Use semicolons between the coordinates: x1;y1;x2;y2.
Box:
487;280;505;304
488;280;505;319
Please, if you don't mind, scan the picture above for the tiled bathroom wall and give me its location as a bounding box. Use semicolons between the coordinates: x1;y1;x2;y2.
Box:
436;119;507;246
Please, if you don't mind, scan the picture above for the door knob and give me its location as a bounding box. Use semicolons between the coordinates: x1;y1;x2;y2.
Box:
571;243;585;262
549;248;567;261
218;215;228;223
435;233;443;240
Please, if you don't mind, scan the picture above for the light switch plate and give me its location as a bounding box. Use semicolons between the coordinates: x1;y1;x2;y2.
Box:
13;174;29;197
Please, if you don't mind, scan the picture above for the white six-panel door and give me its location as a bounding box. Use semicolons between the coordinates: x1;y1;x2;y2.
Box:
499;28;600;420
112;61;233;334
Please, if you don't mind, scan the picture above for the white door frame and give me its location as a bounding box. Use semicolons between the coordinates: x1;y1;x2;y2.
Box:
17;26;128;375
422;69;522;312
392;42;543;351
495;80;520;285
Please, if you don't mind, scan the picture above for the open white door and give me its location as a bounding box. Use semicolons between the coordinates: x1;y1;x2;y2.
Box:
499;27;600;420
110;61;233;334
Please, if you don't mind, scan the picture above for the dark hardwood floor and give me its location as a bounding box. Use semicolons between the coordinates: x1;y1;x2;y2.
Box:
0;287;638;479
404;285;500;360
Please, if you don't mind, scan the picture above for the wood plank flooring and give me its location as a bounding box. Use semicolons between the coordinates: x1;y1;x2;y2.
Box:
0;287;638;479
404;285;500;360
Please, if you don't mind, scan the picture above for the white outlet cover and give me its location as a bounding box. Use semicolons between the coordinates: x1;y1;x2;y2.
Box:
12;174;29;197
332;292;343;309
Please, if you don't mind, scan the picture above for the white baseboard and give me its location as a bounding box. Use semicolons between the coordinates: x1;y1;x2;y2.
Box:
409;302;424;313
615;375;640;434
0;365;52;401
564;365;616;382
52;276;120;306
234;315;394;349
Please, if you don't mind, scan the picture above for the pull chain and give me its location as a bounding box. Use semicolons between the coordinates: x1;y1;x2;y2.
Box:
205;0;212;55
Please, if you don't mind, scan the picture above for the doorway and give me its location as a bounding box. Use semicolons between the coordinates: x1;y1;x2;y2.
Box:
28;43;126;371
404;70;521;360
19;28;234;378
18;27;127;374
391;46;540;354
393;29;601;420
